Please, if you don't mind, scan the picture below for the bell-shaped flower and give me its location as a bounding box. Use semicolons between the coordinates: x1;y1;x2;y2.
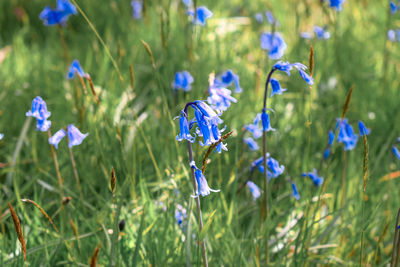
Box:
292;63;314;85
188;6;213;26
194;100;222;124
172;71;194;92
194;108;212;146
261;109;275;132
67;124;88;148
243;137;259;151
260;32;287;60
300;32;313;39
251;153;285;179
207;87;237;112
392;146;400;160
131;1;143;19
246;181;261;200
39;0;77;26
314;26;331;40
302;169;324;186
176;111;195;143
26;96;52;132
254;13;263;23
182;0;192;8
326;0;346;11
214;70;242;93
265;11;275;24
190;162;220;197
0;133;3;140
358;121;371;136
270;79;287;97
291;182;300;200
273;61;292;76
175;204;187;228
67;60;88;80
336;119;359;151
49;129;67;149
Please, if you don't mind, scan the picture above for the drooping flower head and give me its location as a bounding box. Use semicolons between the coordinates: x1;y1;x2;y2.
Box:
291;182;300;200
214;69;242;93
176;111;195;143
251;153;285;180
39;0;77;26
323;130;335;159
270;79;287;97
131;1;143;19
207;87;237;112
182;0;192;8
188;6;213;26
243;137;259;151
172;71;194;92
391;1;398;14
67;59;88;80
246;181;261;200
260;32;287;60
265;11;275;24
302;169;324;186
393;146;400;160
272;61;314;85
326;0;346;11
49;129;66;149
336;118;359;151
358;120;371;136
67;124;88;148
314;26;331;40
190;162;220;197
26;96;52;132
261;108;275;132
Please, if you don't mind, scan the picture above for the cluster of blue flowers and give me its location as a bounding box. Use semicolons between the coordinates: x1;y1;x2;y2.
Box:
40;0;77;26
260;32;287;60
175;204;187;228
301;26;331;40
183;2;212;26
391;1;400;14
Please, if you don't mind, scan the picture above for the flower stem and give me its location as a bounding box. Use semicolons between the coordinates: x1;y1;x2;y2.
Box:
68;146;85;213
261;68;276;264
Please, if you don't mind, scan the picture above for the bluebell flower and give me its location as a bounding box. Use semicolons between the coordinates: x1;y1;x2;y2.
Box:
246;181;261;200
49;129;67;149
176;111;195;143
260;32;287;60
190;161;220;197
244;119;262;139
328;130;335;146
243;137;259;151
39;0;77;26
391;1;398;13
292;63;314;85
251;153;285;179
265;11;275;24
273;61;292;76
26;96;52;132
175;204;187;227
336;118;359;151
254;13;263;23
172;71;194;92
194;108;213;147
67;60;87;80
314;26;331;39
358;121;370;136
67;124;88;148
207;87;237;112
194;100;222;124
261;109;275;132
0;133;4;140
300;32;313;39
188;6;213;26
388;30;396;42
210;123;228;153
302;169;324;186
215;69;242;93
291;182;300;200
131;1;143;19
270;79;287;97
393;146;400;160
182;0;192;8
326;0;346;11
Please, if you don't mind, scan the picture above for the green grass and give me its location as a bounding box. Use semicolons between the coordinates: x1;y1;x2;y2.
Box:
1;0;400;266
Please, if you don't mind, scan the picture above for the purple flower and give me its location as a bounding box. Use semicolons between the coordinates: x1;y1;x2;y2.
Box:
302;169;324;186
251;153;285;179
243;137;259;151
336;118;358;151
265;11;275;24
49;129;67;149
39;0;77;26
188;6;213;26
273;61;293;76
246;181;261;200
175;204;187;227
67;60;88;80
391;1;398;14
292;63;314;85
260;32;287;60
172;71;194;92
131;1;143;20
215;69;242;93
67;124;88;148
26;96;52;132
254;13;263;23
326;0;346;11
190;162;220;197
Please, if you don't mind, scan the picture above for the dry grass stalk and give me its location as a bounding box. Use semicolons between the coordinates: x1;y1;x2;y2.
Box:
110;167;116;195
309;45;314;76
90;242;101;267
129;64;135;91
341;85;354;119
362;134;369;192
201;131;233;173
87;76;100;105
22;199;58;232
8;202;27;263
141;40;156;69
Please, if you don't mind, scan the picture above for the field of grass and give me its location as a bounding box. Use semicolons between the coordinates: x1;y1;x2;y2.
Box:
1;0;400;266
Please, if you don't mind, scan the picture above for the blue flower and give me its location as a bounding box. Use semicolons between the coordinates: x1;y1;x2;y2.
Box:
393;146;400;160
261;109;275;132
358;121;370;136
175;204;187;227
314;26;331;39
251;153;285;179
243;137;259;151
260;32;287;60
244;115;262;139
207;87;237;112
336;118;358;151
182;0;192;8
292;63;314;85
49;129;67;149
328;131;335;146
67;124;88;148
291;182;300;200
0;133;4;140
254;13;263;23
39;0;77;26
273;61;292;76
302;169;324;186
190;162;220;197
67;60;87;80
326;0;346;11
188;6;213;26
176;111;195;143
265;11;275;24
391;1;399;13
300;32;313;39
131;1;143;19
246;181;261;200
26;96;52;132
194;100;222;124
388;30;396;42
270;79;287;97
172;71;194;91
215;69;242;93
